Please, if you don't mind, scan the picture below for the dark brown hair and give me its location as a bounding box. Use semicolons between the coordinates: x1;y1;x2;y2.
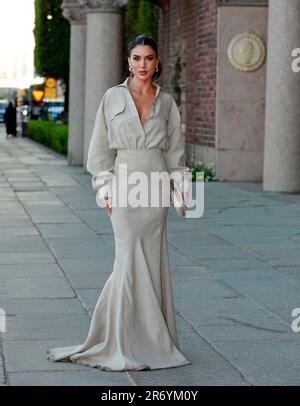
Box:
127;34;162;81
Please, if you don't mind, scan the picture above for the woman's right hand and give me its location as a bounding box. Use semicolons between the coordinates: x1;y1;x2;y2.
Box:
99;196;112;216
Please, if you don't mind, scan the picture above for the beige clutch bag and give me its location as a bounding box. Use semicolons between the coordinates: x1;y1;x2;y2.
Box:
170;178;188;217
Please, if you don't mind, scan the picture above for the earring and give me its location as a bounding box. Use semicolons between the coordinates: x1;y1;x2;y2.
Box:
155;66;159;72
129;66;132;71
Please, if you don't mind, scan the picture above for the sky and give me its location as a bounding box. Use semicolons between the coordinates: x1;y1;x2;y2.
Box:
0;0;35;88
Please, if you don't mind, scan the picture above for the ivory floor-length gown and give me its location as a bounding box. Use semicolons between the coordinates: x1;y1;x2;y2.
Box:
46;77;191;371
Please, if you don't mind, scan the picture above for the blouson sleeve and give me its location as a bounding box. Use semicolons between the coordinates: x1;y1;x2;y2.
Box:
162;96;190;194
86;91;117;206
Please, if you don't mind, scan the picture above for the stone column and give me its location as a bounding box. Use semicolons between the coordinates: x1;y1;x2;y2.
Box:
82;0;125;167
263;0;300;192
62;1;87;165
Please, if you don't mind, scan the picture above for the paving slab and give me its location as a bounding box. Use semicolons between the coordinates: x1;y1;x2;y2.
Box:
8;370;132;386
36;223;97;239
0;277;75;299
0;252;55;265
4;340;91;373
3;314;90;341
0;298;86;315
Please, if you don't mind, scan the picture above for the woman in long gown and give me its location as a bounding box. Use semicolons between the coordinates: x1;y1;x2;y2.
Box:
46;34;191;371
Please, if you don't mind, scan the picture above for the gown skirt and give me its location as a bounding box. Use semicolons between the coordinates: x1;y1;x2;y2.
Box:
46;148;191;371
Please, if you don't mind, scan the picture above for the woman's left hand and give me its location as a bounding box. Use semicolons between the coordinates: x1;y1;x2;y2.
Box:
183;192;189;207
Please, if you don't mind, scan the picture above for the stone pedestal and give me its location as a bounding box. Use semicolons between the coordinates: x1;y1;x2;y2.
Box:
83;1;124;167
62;1;87;166
263;0;300;192
216;4;267;181
62;0;125;167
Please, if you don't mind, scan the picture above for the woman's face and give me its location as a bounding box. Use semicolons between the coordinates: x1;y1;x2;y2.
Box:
128;45;158;81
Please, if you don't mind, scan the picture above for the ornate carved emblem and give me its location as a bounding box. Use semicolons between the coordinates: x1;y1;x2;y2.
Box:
227;31;266;72
62;7;87;23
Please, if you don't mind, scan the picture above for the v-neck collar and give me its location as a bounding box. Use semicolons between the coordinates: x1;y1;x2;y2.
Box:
117;76;162;98
116;76;163;132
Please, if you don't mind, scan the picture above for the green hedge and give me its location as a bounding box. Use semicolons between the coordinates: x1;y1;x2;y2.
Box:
26;120;68;155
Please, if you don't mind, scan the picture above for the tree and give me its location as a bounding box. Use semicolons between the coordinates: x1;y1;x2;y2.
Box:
135;0;157;38
125;0;158;42
33;0;70;117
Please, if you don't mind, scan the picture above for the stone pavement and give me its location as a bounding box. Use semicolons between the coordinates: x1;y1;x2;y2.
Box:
0;125;300;386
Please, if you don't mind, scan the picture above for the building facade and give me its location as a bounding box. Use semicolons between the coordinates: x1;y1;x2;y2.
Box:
62;0;300;193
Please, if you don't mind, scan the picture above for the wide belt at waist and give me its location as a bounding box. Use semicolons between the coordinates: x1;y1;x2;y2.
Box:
116;148;163;156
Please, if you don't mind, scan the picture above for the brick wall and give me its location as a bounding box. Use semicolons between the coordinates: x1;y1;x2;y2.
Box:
157;0;217;149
